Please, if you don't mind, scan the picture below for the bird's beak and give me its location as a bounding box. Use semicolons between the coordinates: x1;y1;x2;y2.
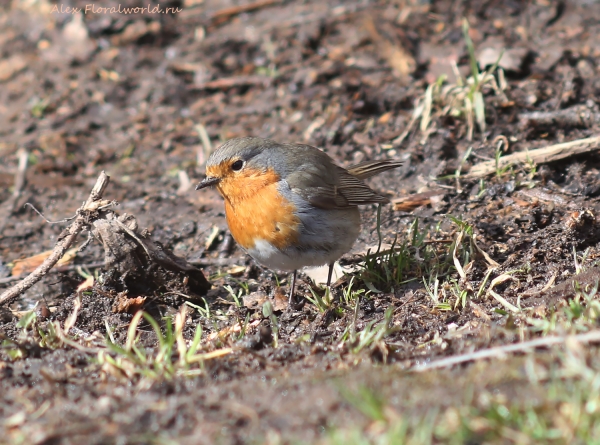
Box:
195;176;221;190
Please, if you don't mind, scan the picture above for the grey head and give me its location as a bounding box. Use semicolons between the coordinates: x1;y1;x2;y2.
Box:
195;137;275;189
208;137;278;168
196;137;316;189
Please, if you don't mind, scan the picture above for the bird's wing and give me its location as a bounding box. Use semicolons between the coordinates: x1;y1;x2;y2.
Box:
346;160;403;180
285;161;392;210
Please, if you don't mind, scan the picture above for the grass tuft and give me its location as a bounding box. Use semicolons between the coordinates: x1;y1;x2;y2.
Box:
361;216;474;300
395;18;506;146
99;306;231;381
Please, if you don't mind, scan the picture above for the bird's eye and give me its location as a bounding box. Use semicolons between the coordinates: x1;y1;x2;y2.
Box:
231;160;244;171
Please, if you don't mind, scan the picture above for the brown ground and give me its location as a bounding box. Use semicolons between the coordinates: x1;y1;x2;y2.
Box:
2;0;600;444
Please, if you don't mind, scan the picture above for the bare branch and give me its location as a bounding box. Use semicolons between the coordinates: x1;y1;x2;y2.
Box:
0;172;111;307
413;330;600;371
466;136;600;178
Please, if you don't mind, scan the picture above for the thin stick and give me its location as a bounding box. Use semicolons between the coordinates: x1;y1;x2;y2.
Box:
23;203;78;224
0;172;110;307
465;135;600;178
210;0;282;25
13;148;28;198
0;148;29;232
195;123;212;166
413;330;600;372
520;106;600;129
190;75;271;91
0;261;105;285
375;203;383;255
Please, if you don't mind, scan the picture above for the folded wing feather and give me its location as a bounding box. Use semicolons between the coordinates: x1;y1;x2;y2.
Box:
286;159;402;210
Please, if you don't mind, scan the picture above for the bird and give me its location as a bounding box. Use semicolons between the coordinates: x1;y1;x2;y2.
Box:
196;137;402;307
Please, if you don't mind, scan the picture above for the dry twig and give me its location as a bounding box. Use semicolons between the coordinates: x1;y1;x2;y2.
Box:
1;168;211;307
520;105;600;129
392;189;445;211
466;135;600;178
414;330;600;371
0;172;111;307
190;75;272;90
0;262;105;285
0;148;29;233
210;0;282;26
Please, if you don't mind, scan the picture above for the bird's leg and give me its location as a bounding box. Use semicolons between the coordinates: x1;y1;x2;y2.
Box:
326;262;334;287
325;262;334;302
288;269;298;307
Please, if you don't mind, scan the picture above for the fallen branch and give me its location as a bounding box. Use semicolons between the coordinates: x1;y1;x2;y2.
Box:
0;261;105;285
465;135;600;179
189;75;272;90
210;0;282;26
1;170;211;306
0;148;29;234
392;189;445;212
0;172;111;307
413;329;600;371
520;105;600;129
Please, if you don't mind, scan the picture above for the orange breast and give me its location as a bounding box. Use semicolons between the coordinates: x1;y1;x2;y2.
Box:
212;167;300;250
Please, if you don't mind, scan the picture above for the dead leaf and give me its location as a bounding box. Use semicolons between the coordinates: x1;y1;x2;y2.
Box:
393;189;445;212
77;275;94;292
207;319;260;341
0;55;27;82
12;247;78;276
243;291;268;308
272;288;288;311
112;293;147;314
226;265;246;276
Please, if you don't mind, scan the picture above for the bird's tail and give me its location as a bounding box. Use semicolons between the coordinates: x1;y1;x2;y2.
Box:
346;160;403;180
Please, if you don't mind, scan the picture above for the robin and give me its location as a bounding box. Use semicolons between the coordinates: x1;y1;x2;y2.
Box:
196;137;402;306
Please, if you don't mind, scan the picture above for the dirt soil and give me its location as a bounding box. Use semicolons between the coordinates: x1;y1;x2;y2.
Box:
2;0;600;443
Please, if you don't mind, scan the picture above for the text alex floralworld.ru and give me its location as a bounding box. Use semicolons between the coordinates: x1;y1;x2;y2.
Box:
51;4;182;15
